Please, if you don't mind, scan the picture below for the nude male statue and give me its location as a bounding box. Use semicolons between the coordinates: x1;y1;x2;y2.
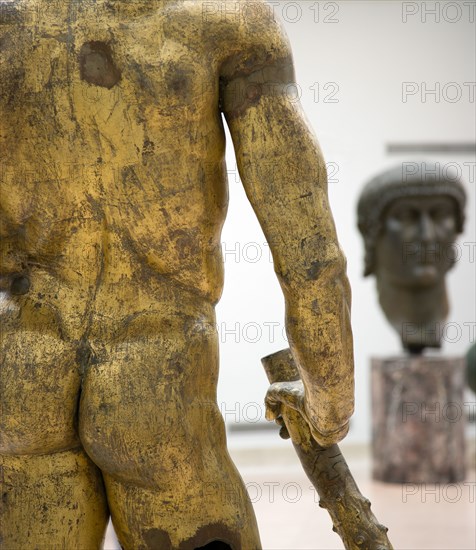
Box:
0;1;354;547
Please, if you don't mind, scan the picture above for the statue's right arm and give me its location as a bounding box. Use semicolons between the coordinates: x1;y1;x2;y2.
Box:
218;2;354;447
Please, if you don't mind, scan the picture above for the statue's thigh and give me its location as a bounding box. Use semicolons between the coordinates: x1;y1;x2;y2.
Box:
79;333;261;549
0;310;81;455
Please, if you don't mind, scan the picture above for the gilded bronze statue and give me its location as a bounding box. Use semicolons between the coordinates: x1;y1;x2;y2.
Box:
1;1;355;547
357;163;466;353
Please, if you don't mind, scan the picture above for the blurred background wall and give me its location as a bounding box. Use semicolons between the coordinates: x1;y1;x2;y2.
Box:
215;0;476;445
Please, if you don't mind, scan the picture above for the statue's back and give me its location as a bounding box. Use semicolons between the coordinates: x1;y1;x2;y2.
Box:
1;0;230;316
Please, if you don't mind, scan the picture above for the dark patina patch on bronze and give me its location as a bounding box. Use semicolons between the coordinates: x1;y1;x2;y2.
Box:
178;523;239;550
10;274;30;296
142;527;172;549
79;41;121;89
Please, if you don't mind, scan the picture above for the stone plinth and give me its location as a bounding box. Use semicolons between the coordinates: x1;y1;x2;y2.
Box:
371;355;466;483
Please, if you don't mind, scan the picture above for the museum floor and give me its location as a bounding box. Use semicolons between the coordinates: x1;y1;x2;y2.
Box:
104;434;476;550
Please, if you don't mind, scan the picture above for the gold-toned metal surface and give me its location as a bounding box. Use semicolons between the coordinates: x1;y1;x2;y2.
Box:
0;1;354;547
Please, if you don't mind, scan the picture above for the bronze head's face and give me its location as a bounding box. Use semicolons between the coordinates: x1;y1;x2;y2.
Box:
357;164;466;352
375;194;458;289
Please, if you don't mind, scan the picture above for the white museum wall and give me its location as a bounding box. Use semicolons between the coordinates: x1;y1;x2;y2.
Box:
215;0;476;445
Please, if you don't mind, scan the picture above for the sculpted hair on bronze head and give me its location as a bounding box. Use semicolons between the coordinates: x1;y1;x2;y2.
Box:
357;162;466;276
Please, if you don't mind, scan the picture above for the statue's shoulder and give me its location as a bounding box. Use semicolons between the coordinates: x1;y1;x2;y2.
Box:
174;0;292;78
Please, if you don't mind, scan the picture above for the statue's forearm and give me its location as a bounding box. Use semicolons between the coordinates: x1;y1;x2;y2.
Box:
283;266;354;438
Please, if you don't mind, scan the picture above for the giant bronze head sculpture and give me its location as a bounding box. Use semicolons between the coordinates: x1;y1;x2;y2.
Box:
358;163;466;353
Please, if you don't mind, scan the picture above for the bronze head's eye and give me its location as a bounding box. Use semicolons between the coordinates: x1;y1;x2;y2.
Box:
393;207;419;223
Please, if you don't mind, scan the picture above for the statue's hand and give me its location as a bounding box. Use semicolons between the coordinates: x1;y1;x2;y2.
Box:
265;380;349;447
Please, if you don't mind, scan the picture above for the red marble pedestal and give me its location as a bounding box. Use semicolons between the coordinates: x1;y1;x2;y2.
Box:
371;355;466;483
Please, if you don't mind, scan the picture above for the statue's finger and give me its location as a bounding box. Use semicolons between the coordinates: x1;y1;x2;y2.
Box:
265;382;287;403
265;402;280;421
269;385;303;413
275;416;285;426
279;425;290;439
